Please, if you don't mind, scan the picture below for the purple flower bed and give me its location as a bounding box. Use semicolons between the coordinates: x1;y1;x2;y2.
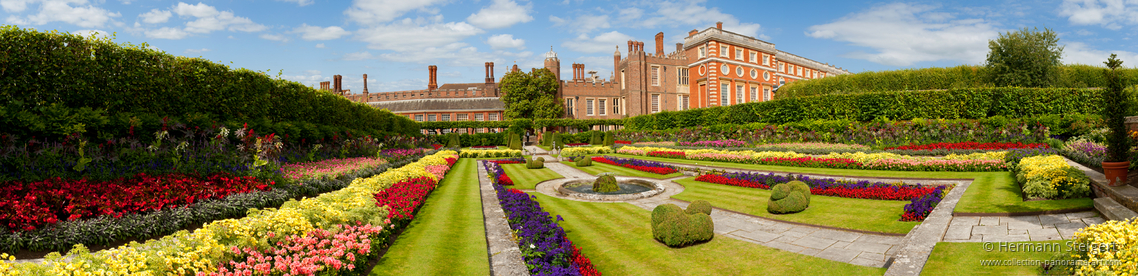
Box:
901;186;946;221
599;156;678;171
677;139;748;148
492;176;590;275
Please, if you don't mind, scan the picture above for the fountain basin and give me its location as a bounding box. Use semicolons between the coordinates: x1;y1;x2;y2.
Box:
556;178;664;201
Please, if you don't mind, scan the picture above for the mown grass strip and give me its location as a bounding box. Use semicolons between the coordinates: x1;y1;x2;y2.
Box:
560;161;684;179
531;193;885;275
606;153;1094;214
923;241;1066;275
501;163;563;190
371;159;489;276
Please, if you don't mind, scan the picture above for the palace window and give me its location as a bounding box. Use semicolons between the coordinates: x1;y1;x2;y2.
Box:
651;94;660;113
475;114;484;121
736;84;744;104
751;87;758;102
651;66;660;86
414;115;423;122
736;66;744;77
682;95;690;110
764;87;771;101
763;53;770;66
458;113;468;121
427;114;436;122
678;68;689;85
780;62;786;73
599;99;607;116
750;69;758;79
586;98;594;116
749;52;757;63
489;113;498;121
764;71;770;81
442;114;451;121
721;64;729;75
798;67;803;76
720;46;728;57
613;97;620;115
720;83;729;106
699;46;706;58
566;98;575;116
735;48;743;60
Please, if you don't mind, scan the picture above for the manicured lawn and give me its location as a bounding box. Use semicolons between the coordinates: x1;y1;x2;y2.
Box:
371;159;488;276
923;241;1066;275
531;193;885;275
560;161;684;179
501;163;563;190
672;178;918;234
608;153;1094;214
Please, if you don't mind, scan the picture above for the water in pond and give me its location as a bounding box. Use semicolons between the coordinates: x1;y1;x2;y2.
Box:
563;182;653;195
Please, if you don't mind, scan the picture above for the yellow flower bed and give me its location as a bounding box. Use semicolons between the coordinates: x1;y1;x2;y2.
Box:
1015;155;1091;199
0;150;459;275
944;151;1007;161
1071;218;1138;275
459;149;521;158
559;146;613;157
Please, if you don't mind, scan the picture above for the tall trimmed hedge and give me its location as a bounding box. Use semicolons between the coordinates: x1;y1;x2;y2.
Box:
778;64;1138;99
625;87;1107;130
0;26;417;142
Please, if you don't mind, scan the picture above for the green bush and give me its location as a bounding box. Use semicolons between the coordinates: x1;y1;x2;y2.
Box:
651;203;714;247
553;132;564;149
603;131;614;146
686;200;712;215
592;174;619;192
0;26;417;142
768;181;811;214
590;130;603;145
446;133;460;148
526;157;545;169
576;156;593;167
509;133;522;150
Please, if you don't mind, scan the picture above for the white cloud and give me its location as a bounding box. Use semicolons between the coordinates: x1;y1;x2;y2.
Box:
260;33;288;42
344;0;446;25
72;29;109;39
549;14;610;34
355;19;483;51
275;0;313;7
184;48;209;54
487;34;525;49
467;0;533;29
293;24;350;40
636;0;762;38
280;69;325;87
6;0;121;28
343;51;376;60
562;31;633;53
315;43;325;48
1059;0;1138;30
807;3;999;66
1062;41;1138;66
173;2;266;33
145;27;188;39
139;8;171;24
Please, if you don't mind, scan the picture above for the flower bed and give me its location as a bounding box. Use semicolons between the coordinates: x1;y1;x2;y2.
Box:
648;151;685;159
619;146;1008;172
482;160;514;186
485;157;526;164
493;185;599;275
564;143;591;147
432;144;444;150
282;156;389;180
211;223;380;275
592;156;678;175
614;140;632;145
1065;218;1137;275
678;139;747;148
1060;138;1107;168
693;172;947;221
886;141;1048;151
459;149;522;158
754;142;871;153
1014;155;1091;200
0;151;459;275
471;145;499;149
0;173;270;231
560;146;613;157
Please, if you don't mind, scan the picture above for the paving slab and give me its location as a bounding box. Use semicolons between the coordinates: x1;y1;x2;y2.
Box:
1028;228;1063;241
971;225;1008;236
847;241;895;254
851;257;888;268
982;234;1030;242
1005;216;1044;230
732;230;780;243
792;236;839;250
950;216;979;225
979;216;1001;226
816;247;862;262
1038;214;1071;226
943;224;973;240
809;229;862;242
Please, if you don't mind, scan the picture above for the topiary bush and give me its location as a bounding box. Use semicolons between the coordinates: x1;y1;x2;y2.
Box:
603;131;614;146
686;200;712;215
768;181;811;214
446;133;461;148
576;156;593;167
590;130;603;145
592;174;619;193
526;157;545;169
509;133;523;150
651;203;714;247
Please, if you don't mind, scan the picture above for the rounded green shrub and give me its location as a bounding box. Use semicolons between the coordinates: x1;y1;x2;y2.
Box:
685;200;712;215
767;181;811;214
651;203;714;247
590;130;603;145
509;133;522;150
526;158;545;169
576;156;593;167
592;174;619;193
446;133;461;148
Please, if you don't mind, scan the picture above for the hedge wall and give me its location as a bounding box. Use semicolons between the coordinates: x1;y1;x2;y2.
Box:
419;118;624;131
624;87;1107;130
0;26;418;142
778;65;1138;99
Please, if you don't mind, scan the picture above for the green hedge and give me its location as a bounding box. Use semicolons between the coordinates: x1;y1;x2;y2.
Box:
625;87;1107;130
429;132;506;146
0;26;417;142
778;65;1138;99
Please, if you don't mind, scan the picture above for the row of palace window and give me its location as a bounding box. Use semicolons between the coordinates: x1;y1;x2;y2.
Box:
779;62;822;79
710;82;771;106
697;44;773;67
693;41;830;81
413;113;498;122
647;66;691;86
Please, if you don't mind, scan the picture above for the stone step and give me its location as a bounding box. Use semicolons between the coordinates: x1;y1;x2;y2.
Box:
1064;157;1138;219
1094;197;1138;221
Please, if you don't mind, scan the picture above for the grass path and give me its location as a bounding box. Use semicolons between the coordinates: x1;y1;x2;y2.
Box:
923;241;1064;275
371;159;488;276
501;163;563;189
672;178;919;234
607;153;1093;214
531;193;885;275
560;161;684;179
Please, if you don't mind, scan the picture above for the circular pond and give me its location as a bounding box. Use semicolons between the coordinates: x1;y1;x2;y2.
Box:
556;178;664;201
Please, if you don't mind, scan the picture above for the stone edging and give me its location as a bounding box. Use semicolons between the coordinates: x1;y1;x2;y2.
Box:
555;178;665;201
476;162;529;276
883;174;973;276
953;207;1097;217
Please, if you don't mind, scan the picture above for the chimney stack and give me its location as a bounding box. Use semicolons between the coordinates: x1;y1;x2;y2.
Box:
655;32;664;56
489;62;495;83
716;22;723;29
484;62;491;84
689;29;698;36
319;81;330;91
362;74;368;94
676;43;683;53
512;64;519;72
428;65;438;91
333;75;342;94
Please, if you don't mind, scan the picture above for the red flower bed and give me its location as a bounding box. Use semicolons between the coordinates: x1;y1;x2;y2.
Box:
498;174;515;186
757;157;862;169
373;177;438;221
0;173;271;231
811;186;938;200
592;157;678;174
431;144;444;150
694;174;770;189
614;140;631;145
886;141;1048;151
648;151;685;159
571;242;601;276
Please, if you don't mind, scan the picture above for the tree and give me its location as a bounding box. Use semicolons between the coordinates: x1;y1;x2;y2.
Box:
1102;54;1129;162
500;68;562;119
985;27;1063;87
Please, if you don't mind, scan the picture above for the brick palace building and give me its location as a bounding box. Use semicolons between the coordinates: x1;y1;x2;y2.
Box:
320;22;849;133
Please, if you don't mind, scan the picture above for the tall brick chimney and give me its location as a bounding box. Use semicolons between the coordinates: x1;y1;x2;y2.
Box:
613;45;621;77
676;43;683;53
689;29;698;36
655;32;664;57
362;74;368;94
319;81;330;91
716;21;723;29
484;62;491;84
428;65;438;91
627;40;633;54
333;75;342;94
489;62;495;83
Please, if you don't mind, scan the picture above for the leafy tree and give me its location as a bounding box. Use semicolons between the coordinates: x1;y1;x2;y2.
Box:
985;27;1063;87
500;68;562;119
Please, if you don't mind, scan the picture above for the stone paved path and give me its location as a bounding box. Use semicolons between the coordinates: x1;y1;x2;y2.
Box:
539;162;906;268
943;212;1104;242
475;161;529;276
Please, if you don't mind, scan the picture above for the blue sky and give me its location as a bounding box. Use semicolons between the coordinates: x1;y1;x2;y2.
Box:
4;0;1138;92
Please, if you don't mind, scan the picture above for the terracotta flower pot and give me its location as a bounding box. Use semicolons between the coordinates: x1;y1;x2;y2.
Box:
1101;161;1130;187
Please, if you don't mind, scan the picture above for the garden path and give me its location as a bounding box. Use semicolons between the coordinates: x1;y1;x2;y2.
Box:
538;162;909;268
941;212;1103;243
475;161;529;276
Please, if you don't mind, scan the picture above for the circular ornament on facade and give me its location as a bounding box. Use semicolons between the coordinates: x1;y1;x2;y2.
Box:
721;64;729;75
764;71;770;81
736;66;744;77
699;65;706;76
750;69;758;79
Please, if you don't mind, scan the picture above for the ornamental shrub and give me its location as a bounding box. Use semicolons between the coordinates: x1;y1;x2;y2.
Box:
526;157;545;169
509;133;522;150
603;131;614;146
651;203;714;247
590;131;603;145
1015;155;1091;199
576;156;593;167
1063;218;1138;275
768;181;811;214
553;132;565;149
592;175;619;193
686;200;712;215
446;133;461;148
